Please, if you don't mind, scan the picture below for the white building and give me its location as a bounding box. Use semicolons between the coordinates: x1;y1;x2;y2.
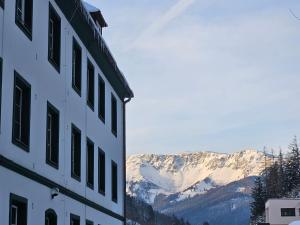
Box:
0;0;133;225
265;199;300;225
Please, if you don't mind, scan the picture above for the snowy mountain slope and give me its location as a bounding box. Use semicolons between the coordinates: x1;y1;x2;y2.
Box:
126;149;270;204
153;177;256;225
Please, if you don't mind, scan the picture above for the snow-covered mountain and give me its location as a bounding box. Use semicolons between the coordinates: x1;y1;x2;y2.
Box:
126;149;270;204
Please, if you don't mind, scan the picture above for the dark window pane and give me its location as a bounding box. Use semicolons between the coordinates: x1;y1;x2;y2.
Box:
12;72;31;151
111;94;117;136
15;0;32;38
46;102;59;168
98;149;105;194
72;38;82;95
48;4;61;72
45;209;57;225
10;193;28;225
98;76;105;122
71;124;81;180
86;138;94;188
87;60;94;110
281;208;296;217
70;214;80;225
112;161;118;202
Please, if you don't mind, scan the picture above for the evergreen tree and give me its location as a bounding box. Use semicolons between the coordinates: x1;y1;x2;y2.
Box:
285;136;300;192
250;177;266;220
278;149;286;196
265;162;280;198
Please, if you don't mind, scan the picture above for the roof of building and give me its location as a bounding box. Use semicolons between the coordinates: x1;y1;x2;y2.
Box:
54;0;133;100
83;2;108;27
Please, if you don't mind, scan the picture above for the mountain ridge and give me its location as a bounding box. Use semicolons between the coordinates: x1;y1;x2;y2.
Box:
126;149;272;225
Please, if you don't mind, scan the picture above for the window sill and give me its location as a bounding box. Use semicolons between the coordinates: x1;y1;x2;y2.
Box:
87;182;94;190
15;19;32;41
12;138;29;152
72;85;81;97
71;173;81;182
98;189;105;196
87;102;94;112
98;115;105;124
112;130;117;138
46;159;59;170
48;57;60;73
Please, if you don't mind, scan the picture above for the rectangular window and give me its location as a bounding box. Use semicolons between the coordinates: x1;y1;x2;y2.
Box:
98;76;105;122
281;208;296;217
71;124;81;181
111;94;117;136
12;72;31;151
0;0;4;9
72;38;82;95
70;214;80;225
9;193;28;225
48;3;61;72
86;138;94;189
46;102;59;169
87;60;94;110
86;220;93;225
112;161;118;202
98;148;105;195
15;0;32;39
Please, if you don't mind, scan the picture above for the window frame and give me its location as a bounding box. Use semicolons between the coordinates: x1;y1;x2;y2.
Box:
71;124;81;181
9;193;28;225
12;71;31;152
46;101;60;169
98;75;105;123
281;208;296;217
0;0;4;9
111;94;117;137
111;160;118;203
15;0;33;40
45;209;57;225
72;37;82;96
48;3;61;73
70;214;80;225
98;148;105;195
86;220;93;225
86;137;94;190
86;59;95;111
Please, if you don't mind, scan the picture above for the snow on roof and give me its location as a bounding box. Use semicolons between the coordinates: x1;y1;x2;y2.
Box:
289;221;300;225
82;1;99;13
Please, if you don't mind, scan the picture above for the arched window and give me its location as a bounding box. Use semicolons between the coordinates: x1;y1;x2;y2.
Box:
45;209;57;225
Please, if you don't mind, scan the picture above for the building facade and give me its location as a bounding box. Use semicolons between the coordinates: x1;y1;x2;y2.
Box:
0;0;133;225
265;199;300;225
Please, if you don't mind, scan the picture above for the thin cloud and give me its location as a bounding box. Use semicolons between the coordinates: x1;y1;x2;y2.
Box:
127;0;196;51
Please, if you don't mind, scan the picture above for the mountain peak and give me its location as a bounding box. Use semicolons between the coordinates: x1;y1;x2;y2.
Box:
126;149;270;204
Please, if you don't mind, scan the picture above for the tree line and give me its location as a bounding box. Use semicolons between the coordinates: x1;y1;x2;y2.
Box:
126;195;192;225
250;137;300;224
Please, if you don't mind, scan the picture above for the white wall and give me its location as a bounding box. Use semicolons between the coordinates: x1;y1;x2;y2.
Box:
0;0;126;222
0;167;123;225
266;199;300;225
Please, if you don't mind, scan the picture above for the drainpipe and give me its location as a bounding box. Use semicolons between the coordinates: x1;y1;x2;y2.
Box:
123;97;131;225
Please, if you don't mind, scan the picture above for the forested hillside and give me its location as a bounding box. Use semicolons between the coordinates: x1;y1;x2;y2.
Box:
250;137;300;224
126;195;191;225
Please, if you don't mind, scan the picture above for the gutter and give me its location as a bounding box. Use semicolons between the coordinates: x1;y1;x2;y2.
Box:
123;97;132;225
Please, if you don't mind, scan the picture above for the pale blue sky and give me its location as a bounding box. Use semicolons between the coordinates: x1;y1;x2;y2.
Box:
86;0;300;155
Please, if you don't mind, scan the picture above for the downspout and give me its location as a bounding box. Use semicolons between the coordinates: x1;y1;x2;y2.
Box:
123;97;132;225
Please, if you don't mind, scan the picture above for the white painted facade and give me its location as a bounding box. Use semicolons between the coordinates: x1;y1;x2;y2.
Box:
0;0;132;224
265;199;300;225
